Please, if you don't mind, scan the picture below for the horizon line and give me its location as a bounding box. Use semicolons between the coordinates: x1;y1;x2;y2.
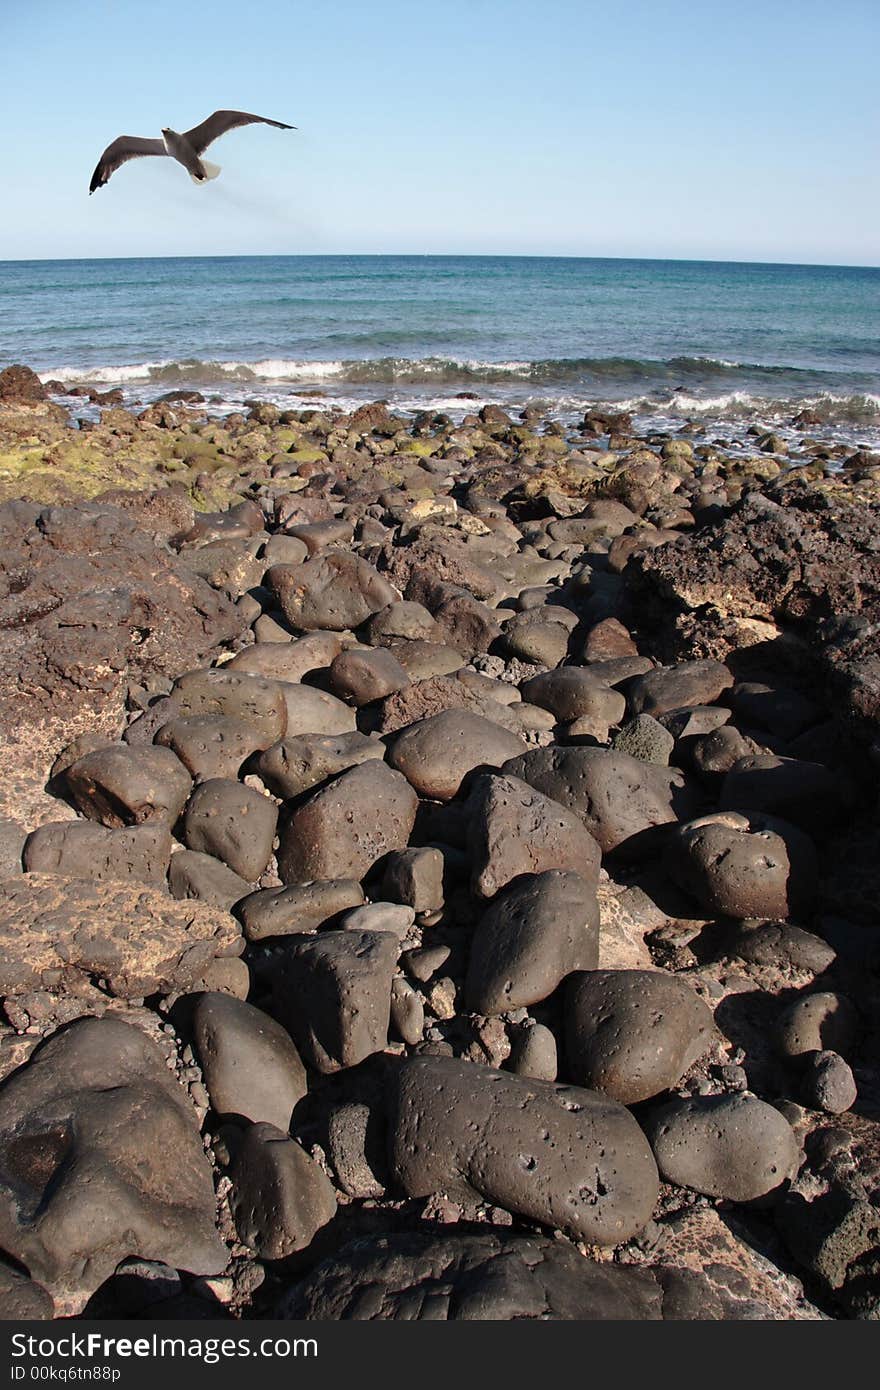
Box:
1;251;879;272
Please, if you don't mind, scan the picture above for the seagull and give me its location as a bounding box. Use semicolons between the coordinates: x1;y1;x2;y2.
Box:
89;109;295;193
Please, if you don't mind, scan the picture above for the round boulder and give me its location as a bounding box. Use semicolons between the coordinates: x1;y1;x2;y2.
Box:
645;1094;799;1202
565;969;714;1104
387;710;524;801
667;811;817;921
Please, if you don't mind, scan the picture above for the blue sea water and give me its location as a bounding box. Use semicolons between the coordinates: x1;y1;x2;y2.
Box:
1;255;878;442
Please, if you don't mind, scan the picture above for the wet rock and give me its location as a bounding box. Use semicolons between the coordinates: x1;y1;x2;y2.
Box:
0;1017;226;1298
467;870;599;1014
386;1056;658;1245
0;872;241;1000
503;746;693;855
520;669;625;726
277;760;417;884
230;1122;337;1259
801;1051;857;1114
23;821;172;887
183;779;278;881
278;1230;666;1320
387;710;524;801
155;715;269;781
192;992;307;1130
266;551;398;631
329;647;410;705
239;879;365;941
273;929;398;1073
168;849;250;910
776;992;858;1059
255;731;383;799
467;773;601;900
626;660;733;716
645;1094;799;1201
667;812;817;920
565;969;714;1104
170;667;288;744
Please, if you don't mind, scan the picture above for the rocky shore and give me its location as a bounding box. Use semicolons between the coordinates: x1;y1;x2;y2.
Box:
0;361;877;1321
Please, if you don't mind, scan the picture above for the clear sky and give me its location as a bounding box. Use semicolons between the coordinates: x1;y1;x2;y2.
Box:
1;0;878;264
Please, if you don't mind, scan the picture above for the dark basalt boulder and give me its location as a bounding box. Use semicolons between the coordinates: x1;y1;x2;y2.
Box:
502;746;695;855
565;969;714;1104
386;1056;658;1246
0;1017;226;1298
277;1231;665;1320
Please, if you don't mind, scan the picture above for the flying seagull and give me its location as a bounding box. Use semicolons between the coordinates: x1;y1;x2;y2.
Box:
89;109;295;193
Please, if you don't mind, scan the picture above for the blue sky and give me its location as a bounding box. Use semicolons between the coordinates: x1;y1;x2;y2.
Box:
1;0;878;263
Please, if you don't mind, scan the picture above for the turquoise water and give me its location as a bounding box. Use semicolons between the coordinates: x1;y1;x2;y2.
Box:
1;255;878;438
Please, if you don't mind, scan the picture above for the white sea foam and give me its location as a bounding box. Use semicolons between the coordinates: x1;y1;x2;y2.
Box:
38;361;173;384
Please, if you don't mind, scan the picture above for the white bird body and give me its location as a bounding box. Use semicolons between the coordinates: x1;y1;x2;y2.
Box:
89;110;294;193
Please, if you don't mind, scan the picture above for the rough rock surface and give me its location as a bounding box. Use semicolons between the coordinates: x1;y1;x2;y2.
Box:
0;501;244;821
277;760;417;884
0;873;242;999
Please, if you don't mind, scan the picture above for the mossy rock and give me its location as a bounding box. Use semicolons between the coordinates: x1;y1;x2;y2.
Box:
396;437;440;457
287;447;329;466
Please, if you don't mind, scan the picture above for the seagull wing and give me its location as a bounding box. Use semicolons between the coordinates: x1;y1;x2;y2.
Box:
89;136;168;193
182;110;295;155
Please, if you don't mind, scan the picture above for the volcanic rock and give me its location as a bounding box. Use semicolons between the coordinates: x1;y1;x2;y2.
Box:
565;969;714;1104
386;1056;658;1245
277;761;417;885
0;1017;226;1298
192;992;307;1130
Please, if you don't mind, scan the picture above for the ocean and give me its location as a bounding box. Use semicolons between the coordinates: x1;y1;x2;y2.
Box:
1;255;878;445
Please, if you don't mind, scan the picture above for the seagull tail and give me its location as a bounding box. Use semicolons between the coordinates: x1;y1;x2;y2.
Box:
190;160;221;185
